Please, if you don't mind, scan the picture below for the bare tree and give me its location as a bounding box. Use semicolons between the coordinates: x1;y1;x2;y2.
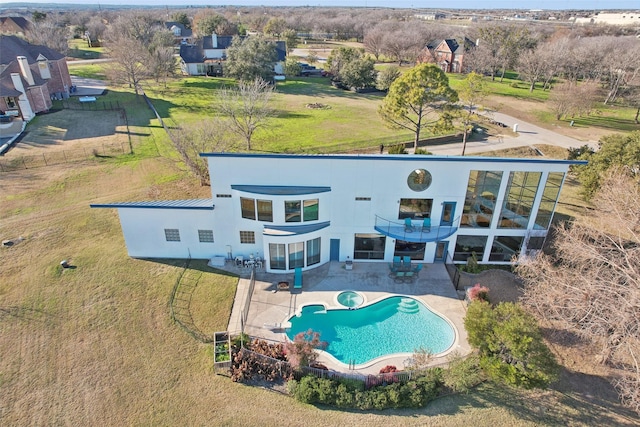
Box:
548;81;598;121
170;118;237;185
363;25;385;61
516;47;547;92
457;72;489;155
105;35;150;95
216;78;275;150
517;170;640;415
27;20;69;55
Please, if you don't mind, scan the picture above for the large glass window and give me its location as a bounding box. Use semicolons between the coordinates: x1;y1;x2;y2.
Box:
240;197;256;220
285;200;301;222
398;198;433;219
307;238;321;266
269;243;286;270
534;172;564;230
303;199;319;221
527;237;545;251
394;240;425;260
354;233;386;260
498;172;541;229
453;235;488;262
289;242;304;268
462;171;503;228
257;199;273;222
489;236;524;262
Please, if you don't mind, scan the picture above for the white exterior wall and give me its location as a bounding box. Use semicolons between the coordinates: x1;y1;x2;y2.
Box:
117;208;218;259
96;154;577;274
205;154;573;271
203;48;225;60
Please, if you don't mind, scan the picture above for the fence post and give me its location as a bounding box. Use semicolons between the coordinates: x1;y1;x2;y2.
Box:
42;153;47;166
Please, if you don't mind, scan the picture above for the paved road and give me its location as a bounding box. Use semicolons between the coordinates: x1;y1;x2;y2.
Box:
426;109;599;156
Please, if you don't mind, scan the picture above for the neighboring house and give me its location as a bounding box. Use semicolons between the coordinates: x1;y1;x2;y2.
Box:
418;38;476;73
92;153;582;274
164;21;193;45
0;16;32;36
0;35;72;120
179;33;286;77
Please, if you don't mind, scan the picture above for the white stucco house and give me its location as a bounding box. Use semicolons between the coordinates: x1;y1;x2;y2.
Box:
91;153;583;273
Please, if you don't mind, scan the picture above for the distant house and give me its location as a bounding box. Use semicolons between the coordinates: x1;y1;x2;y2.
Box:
418;38;476;74
0;16;32;36
0;35;72;121
164;21;193;45
179;34;286;77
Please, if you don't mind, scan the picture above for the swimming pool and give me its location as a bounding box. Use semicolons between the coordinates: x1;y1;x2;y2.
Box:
285;295;455;366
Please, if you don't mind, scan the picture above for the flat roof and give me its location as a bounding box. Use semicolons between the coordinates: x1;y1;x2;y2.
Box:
201;152;587;165
90;199;214;210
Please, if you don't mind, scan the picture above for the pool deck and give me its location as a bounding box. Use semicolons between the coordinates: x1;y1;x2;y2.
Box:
227;261;470;375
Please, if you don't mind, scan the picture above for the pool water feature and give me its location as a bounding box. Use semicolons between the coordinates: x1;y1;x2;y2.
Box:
336;291;364;308
286;296;455;365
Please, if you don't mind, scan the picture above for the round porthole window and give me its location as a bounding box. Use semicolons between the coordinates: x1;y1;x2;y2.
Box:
407;169;432;192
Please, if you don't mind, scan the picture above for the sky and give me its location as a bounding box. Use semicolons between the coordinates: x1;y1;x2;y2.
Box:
0;0;638;10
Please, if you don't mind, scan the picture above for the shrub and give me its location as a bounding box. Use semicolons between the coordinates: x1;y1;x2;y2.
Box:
464;301;560;389
289;369;445;410
293;375;320;403
284;329;327;369
442;353;483;393
379;365;397;373
467;283;490;302
387;144;408;154
414;148;432;155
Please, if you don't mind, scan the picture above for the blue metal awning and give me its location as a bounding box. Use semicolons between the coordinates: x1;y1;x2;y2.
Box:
263;221;330;236
231;185;330;195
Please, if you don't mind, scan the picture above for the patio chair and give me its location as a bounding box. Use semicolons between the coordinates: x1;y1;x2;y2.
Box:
412;263;423;275
404;217;415;233
293;267;303;289
390;256;401;270
394;271;406;283
422;217;431;232
402;256;412;269
234;256;244;267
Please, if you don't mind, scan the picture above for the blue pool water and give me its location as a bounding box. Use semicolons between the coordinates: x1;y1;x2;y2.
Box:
286;295;455;365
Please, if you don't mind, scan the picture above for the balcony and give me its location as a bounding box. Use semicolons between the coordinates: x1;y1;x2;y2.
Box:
374;215;459;243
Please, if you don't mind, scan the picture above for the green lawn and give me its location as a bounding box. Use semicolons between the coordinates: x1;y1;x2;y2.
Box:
143;76;414;153
67;38;104;60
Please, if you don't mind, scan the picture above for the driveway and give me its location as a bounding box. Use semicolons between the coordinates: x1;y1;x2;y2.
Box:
425;109;599;156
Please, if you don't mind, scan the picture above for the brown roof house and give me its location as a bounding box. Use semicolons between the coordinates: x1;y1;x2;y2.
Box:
0;16;32;36
0;35;72;121
418;38;476;73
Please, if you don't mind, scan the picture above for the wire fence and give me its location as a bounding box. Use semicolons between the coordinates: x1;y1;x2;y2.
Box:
0;141;131;172
60;99;123;111
240;269;257;334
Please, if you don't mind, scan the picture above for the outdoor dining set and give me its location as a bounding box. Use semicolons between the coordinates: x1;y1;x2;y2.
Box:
234;254;263;269
388;256;423;283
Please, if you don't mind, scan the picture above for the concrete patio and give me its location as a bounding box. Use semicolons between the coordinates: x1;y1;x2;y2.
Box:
226;261;470;375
